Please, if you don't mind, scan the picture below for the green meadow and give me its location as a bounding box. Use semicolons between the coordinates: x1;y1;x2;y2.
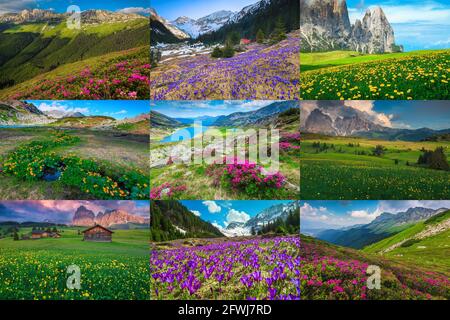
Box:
0;127;149;199
0;226;150;300
300;134;450;200
300;49;450;100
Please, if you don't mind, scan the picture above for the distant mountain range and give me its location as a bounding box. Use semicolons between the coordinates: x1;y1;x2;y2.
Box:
222;201;299;237
301;104;450;141
150;110;182;128
315;207;449;249
72;205;148;228
300;0;401;53
0;101;149;134
171;10;236;39
151;0;299;43
152;101;299;129
213;101;298;126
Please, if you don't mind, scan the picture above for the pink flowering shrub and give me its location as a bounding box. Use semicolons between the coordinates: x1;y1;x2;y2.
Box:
220;157;286;199
10;50;150;100
279;132;301;152
300;236;450;300
150;182;187;200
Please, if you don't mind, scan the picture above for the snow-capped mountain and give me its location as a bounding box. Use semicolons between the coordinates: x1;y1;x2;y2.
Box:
222;201;299;237
150;8;190;42
228;0;271;24
172;10;235;38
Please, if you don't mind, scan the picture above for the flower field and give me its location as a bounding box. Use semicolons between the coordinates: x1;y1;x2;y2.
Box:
300;137;450;200
300;236;450;300
1;131;149;199
300;50;450;100
151;32;300;100
3;48;150;100
0;229;150;300
151;236;300;300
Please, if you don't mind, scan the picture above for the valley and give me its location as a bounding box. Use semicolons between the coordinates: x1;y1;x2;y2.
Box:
0;101;150;200
300;101;450;200
0;9;150;99
150;200;300;300
150;0;300;100
300;201;450;300
150;101;300;200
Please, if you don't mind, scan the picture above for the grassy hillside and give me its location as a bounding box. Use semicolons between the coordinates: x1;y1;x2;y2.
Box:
300;134;450;199
0;46;149;99
0;18;149;86
48;116;115;127
363;211;450;273
300;235;449;300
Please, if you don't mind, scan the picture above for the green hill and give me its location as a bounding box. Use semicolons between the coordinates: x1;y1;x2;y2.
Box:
0;17;149;88
48;116;115;127
150;200;224;242
363;210;450;273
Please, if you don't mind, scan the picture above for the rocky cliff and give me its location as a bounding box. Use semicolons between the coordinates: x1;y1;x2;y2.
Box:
300;0;402;53
72;206;147;227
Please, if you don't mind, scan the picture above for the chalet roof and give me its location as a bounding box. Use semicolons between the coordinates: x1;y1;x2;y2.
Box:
32;230;48;234
81;224;114;234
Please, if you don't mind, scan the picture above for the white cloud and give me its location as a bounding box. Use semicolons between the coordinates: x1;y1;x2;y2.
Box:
226;209;250;225
212;221;224;230
191;210;201;217
348;3;450;25
349;209;381;221
0;0;36;14
344;101;394;127
202;201;221;213
117;7;151;15
37;102;89;115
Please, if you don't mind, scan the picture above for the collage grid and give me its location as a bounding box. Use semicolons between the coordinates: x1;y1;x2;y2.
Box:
0;0;448;302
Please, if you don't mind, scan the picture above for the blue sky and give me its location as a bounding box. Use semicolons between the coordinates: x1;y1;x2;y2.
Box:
302;100;450;130
300;200;450;230
151;100;275;118
181;200;294;229
0;0;151;15
347;0;450;51
151;0;257;20
372;101;450;130
29;100;149;119
0;200;149;223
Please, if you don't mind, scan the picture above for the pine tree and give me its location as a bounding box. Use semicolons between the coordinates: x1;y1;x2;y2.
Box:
256;29;265;44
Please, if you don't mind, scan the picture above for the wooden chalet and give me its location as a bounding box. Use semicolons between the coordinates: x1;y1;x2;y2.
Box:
30;230;61;239
82;224;113;242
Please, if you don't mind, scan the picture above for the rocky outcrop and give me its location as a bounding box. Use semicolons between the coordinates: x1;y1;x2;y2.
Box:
72;206;146;227
96;209;146;226
0;9;62;24
300;0;402;53
0;100;53;125
72;206;96;226
302;106;385;136
0;9;143;25
80;10;144;24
